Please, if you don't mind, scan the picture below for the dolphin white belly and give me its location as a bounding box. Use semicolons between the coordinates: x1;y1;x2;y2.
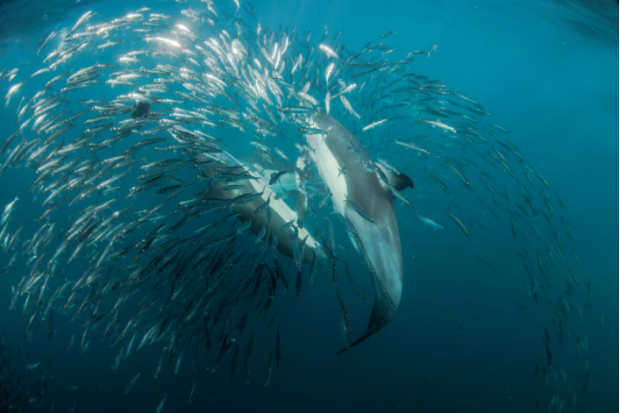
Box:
305;131;348;216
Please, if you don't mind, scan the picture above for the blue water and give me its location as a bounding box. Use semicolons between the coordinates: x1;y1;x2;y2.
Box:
0;1;616;412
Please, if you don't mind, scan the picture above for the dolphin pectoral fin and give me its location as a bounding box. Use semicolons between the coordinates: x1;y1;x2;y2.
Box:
391;171;414;191
375;164;414;193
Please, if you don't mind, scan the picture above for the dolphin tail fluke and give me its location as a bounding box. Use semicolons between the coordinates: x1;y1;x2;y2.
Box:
335;329;378;355
336;285;393;355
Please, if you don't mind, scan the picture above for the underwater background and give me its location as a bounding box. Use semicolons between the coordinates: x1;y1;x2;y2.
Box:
0;1;617;412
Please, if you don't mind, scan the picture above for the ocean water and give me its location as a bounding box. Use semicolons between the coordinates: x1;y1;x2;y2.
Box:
0;1;616;413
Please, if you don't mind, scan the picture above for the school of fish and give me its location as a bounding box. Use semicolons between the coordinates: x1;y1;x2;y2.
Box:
0;1;602;412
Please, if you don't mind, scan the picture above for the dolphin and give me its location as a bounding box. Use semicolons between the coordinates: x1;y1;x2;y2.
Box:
303;112;413;350
193;147;322;263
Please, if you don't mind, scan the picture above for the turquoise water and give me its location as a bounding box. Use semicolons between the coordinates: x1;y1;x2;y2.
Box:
0;1;616;412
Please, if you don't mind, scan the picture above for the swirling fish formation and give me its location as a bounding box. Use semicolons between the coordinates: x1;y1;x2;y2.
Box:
0;1;593;411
